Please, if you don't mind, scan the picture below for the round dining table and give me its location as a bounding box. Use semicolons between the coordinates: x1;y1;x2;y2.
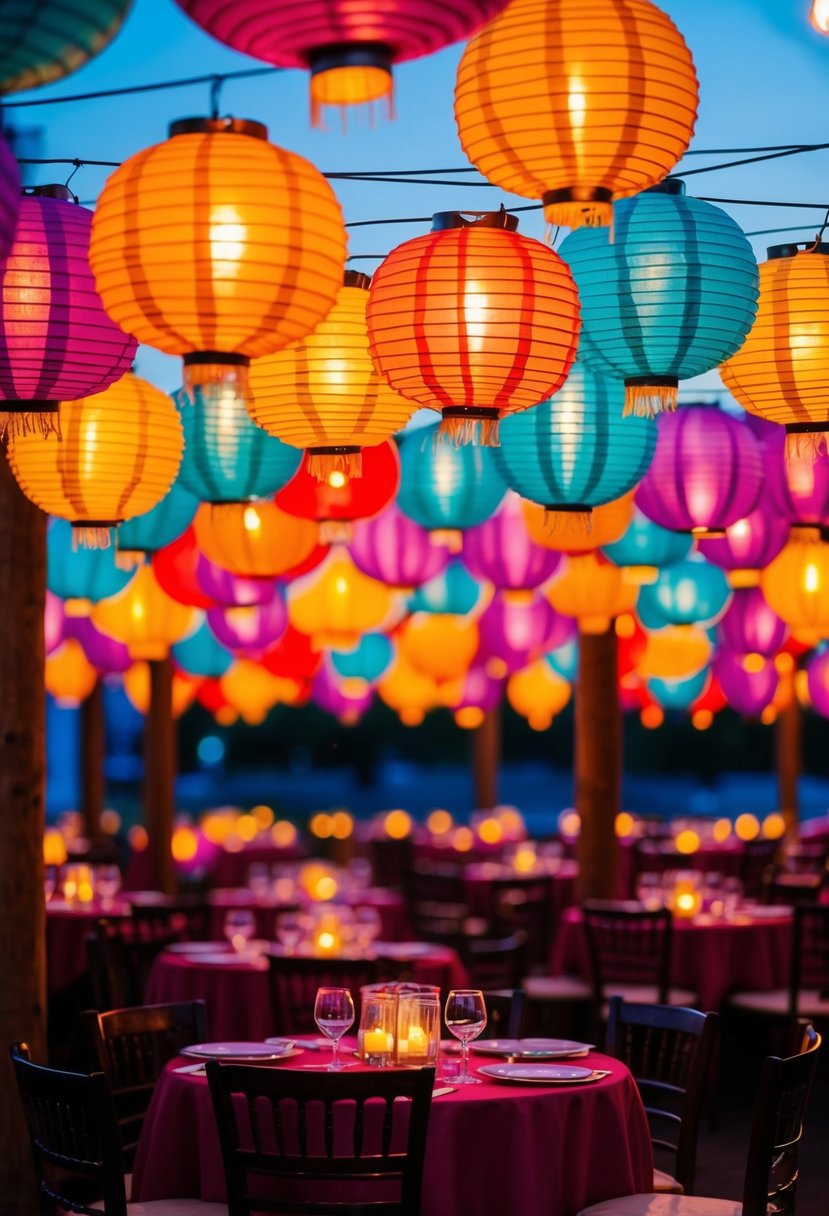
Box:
131;1043;653;1216
46;899;131;994
145;943;469;1041
207;886;409;943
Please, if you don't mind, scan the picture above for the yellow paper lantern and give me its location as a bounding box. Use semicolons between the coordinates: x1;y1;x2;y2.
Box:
637;625;712;680
45;639;97;706
547;554;638;633
43;827;68;867
288;552;397;651
220;660;303;725
523;491;634;554
507;661;571;730
761;527;829;635
122;662;199;718
193;501;320;578
377;656;441;724
92;565;199;659
398;614;479;683
7;372;183;549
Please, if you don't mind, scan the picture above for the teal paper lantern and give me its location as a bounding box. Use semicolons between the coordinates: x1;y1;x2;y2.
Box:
397;423;507;539
331;634;394;684
172;620;233;678
648;668;710;711
546;636;578;682
603;508;692;581
117;480;200;563
48;518;134;607
495;362;656;531
176;388;302;504
560;180;758;417
0;0;132;95
408;561;481;615
638;557;731;628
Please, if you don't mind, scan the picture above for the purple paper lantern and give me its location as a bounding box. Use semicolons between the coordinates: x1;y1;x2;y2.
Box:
761;423;829;526
0;137;19;266
636;405;763;534
697;503;789;577
462;493;561;591
713;648;778;716
448;663;504;714
312;659;374;723
477;590;575;673
65;616;132;674
806;650;829;718
196;554;277;608
717;587;787;658
349;503;450;589
207;594;288;655
45;591;64;654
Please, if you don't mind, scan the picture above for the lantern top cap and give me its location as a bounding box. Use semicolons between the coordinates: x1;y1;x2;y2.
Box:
344;270;371;290
168;116;268;141
431;208;519;233
644;177;686;196
23;184;76;202
767;241;829;260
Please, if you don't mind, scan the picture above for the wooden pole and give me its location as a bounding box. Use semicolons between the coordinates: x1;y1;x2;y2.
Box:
575;625;620;900
81;678;105;841
0;455;46;1213
472;705;501;809
775;668;801;838
144;656;176;894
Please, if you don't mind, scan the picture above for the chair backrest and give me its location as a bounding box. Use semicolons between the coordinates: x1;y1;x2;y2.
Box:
482;989;525;1039
206;1060;435;1215
605;997;719;1194
464;932;527;991
10;1042;127;1216
741;1023;822;1216
582;901;673;1004
80;1000;208;1166
129;892;210;942
789;904;829;1020
488;877;552;964
740;837;779;897
86;917;173;1010
267;954;378;1036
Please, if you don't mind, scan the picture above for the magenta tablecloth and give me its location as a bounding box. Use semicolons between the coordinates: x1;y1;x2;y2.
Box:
46;901;131;993
209;844;306;889
145;945;468;1041
207;887;408;942
551;906;793;1011
132;1048;653;1216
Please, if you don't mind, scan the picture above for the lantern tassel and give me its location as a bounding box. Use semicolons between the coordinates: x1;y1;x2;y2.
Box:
114;549;145;571
0;409;61;440
786;429;827;463
436;415;500;448
72;526;112;551
430;528;463;554
182;359;250;406
320;520;354;544
307;450;363;482
624;383;678;418
543;510;593;538
543;200;614;231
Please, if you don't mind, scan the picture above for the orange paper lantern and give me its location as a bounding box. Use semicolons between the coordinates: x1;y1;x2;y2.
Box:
507;661;571;730
45;639;97;706
377;656;442;725
522;491;634;554
122;662;199;717
760;527;829;638
92;565;199;659
288;551;397;650
637;624;712;680
398;613;479;682
220;661;304;725
193;501;320;579
547;553;638;633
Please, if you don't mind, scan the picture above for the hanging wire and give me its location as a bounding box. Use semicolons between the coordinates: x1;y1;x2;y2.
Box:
674;141;829;178
1;64;281;107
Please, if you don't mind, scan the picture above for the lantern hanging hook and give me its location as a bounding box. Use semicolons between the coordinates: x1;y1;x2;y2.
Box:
209;75;224;119
805;205;829;252
63;158;82;202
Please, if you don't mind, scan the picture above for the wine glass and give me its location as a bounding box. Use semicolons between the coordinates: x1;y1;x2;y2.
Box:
314;987;355;1071
444;989;487;1085
95;864;122;909
248;862;271;900
223;908;257;952
353;905;383;949
275;909;306;955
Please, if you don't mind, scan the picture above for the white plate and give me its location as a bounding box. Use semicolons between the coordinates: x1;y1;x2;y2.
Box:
181;1042;298;1062
372;941;433;958
478;1062;597;1085
166;941;230;954
472;1038;593;1059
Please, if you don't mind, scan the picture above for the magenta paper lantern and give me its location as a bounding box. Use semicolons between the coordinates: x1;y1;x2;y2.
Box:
448;663;503;714
477;590;575;673
807;650;829;718
45;591;64;654
66;616;132;674
636;405;762;534
713;648;778;717
462;493;561;591
0;137;19;264
349;503;449;589
697;503;789;578
196;555;277;608
0;188;136;436
312;659;374;722
761;423;829;526
717;587;787;658
207;595;288;655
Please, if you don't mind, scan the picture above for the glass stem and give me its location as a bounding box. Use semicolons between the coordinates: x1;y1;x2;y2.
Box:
461;1037;469;1082
332;1035;340;1070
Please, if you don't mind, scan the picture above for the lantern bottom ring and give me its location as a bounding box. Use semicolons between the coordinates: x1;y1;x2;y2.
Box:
0;399;61;439
542;186;613;230
785;422;829;462
307;445;363;482
169;117;267;141
623;376;678;420
438;405;500;450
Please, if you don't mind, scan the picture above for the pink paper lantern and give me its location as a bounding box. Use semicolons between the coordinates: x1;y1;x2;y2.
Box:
312;658;374;722
713;648;778;717
716;587;787;658
477;590;575;673
807;650;829;718
196;555;277;608
207;595;288;655
349;503;449;589
66;616;132;674
449;663;504;714
462;493;561;590
697;503;789;576
44;590;64;654
761;423;829;525
0;136;19;265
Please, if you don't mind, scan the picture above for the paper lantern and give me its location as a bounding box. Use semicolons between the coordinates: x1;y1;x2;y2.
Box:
455;0;698;231
220;660;302;725
122;662;199;718
697;504;789;588
0;188;136;437
545;637;579;682
207;595;288;655
761;527;829;637
92;565;200;659
603;509;691;585
45;639;97;706
288;552;397;650
0;137;18;263
313;660;374;724
366;211;580;445
477;591;574;674
277;441;400;541
378;656;441;726
495;362;656;534
717;587;787;659
561;183;758;415
637;625;711;680
761;424;829;526
720;244;829;458
636;406;762;535
0;0;130;94
175;0;507;126
45;591;64;654
408;561;482;617
331;634;394;685
349;503;449;590
247;273;417;480
399;613;479;683
637;558;731;628
90;117;346;407
193;500;319;579
65;617;131;674
806;650;829;718
507;661;571;731
442;664;504;725
547;553;638;634
397;423;507;546
172;620;234;679
153;527;217;610
522;492;634;555
8;372;183;548
648;668;710;711
260;625;322;682
117;480;200;567
196;558;276;608
713;649;778;717
463;494;560;591
48;519;134;612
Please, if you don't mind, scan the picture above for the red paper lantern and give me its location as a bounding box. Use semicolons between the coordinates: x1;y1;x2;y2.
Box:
276;440;400;541
260;625;322;681
153;527;218;610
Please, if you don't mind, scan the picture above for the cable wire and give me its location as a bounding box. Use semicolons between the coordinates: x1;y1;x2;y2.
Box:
1;65;280;107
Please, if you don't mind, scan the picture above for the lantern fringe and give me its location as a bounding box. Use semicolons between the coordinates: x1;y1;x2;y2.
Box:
543;510;593;538
307;450;363;482
0;409;61;440
436;415;500;448
182;361;250;406
310;88;395;133
624;383;678;418
786;430;827;463
320;520;354;544
72;525;112;551
114;549;146;571
430;528;463;554
544;200;614;232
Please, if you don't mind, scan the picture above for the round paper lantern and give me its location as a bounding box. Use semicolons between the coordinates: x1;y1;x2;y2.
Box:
717;587;787;659
463;494;560;591
477;591;574;674
175;0;508;126
288;552;397;650
220;661;302;725
0;137;19;262
247;273;417;480
761;424;829;526
65;616;131;674
8;372;183;548
349;504;449;590
495;362;656;534
122;662;199;718
172;620;233;679
366;211;580;445
697;504;789;587
313;660;374;724
207;595;288;655
720;244;829;458
261;625;321;681
546;637;578;682
0;0;131;94
561;183;758;415
0;188;136;437
117;480;200;567
635;406;763;535
637;624;711;680
714;649;779;717
45;591;64;654
378;657;441;726
277;441;400;541
522;492;634;554
637;558;731;628
806;649;829;718
92;565;200;659
547;553;638;634
455;0;698;231
90;118;347;406
603;509;691;584
193;500;319;579
153;528;217;610
48;518;134;612
397;423;507;546
399;613;478;682
45;639;97;706
648;668;709;711
507;661;571;731
331;634;394;685
196;558;276;608
761;527;829;637
442;664;503;725
408;561;482;617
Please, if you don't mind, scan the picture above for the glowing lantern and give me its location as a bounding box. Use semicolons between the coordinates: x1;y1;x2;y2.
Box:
90;118;346;407
193;501;319;578
0;1;131;93
172;620;234;678
45;592;64;654
207;595;288;655
713;649;778;717
8;373;183;549
547;553;638;634
349;504;450;590
561;183;757;415
261;625;322;681
367;211;580;445
43;827;67;867
92;565;199;660
603;509;691;585
761;528;829;637
289;552;397;650
734;813;761;842
443;664;503;724
123;662;199;718
313;660;374;724
117;480;200;567
669;875;702;919
398;614;478;682
697;504;789;587
477;591;574;674
277;441;400;541
220;661;303;725
153;528;217;610
66;617;131;674
761;424;829;525
196;559;277;609
455;0;698;231
717;588;787;658
48;519;134;613
495;362;655;534
408;561;481;616
546;637;579;681
637;558;731;628
674;830;701;856
463;493;560;590
523;493;634;556
0;137;18;262
647;668;710;711
383;810;413;840
806;649;829;717
331;634;394;685
720;244;829;458
636;406;762;535
45;639;97;706
378;656;441;725
247;273;416;479
507;661;571;730
637;625;711;681
0;187;136;437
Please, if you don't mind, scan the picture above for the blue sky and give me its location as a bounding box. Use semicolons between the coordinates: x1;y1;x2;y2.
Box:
7;0;829;398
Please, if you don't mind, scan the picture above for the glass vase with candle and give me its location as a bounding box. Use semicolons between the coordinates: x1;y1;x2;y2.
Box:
358;990;396;1067
395;986;441;1067
669;871;702;919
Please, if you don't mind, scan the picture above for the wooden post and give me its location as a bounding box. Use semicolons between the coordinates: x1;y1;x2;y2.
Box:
0;455;46;1213
575;625;620;900
81;678;105;841
775;668;801;837
144;656;176;894
472;706;501;809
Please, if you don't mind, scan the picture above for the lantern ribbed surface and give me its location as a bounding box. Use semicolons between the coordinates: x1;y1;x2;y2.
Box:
92;564;199;660
0;193;137;437
717;587;787;658
522;492;633;553
762;425;829;525
90;120;347;406
560;186;758;416
47;519;134;608
720;246;829;457
366;218;580;445
397;424;507;539
117;480;200;563
697;505;789;584
477;591;573;673
455;0;698;230
0;137;19;263
196;558;276;608
0;0;131;94
349;504;449;589
288;553;395;650
495;361;656;534
153;527;217;610
603;508;691;582
760;527;829;637
247;277;417;480
8;373;184;548
636;406;763;534
193;501;319;579
462;494;561;591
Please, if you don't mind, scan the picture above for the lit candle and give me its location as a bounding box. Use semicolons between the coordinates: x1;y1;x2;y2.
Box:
399;1025;427;1057
363;1028;393;1054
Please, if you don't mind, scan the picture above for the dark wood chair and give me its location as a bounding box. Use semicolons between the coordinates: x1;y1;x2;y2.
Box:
763;869;824;906
205;1059;435;1215
582;901;696;1013
129;892;210;942
575;1023;822;1216
482;988;526;1038
463;931;527;990
739;837;779;898
728;902;829;1027
86;917;174;1010
487;876;553;966
9;1042;224;1215
605;998;719;1196
267;953;378;1036
80;1000;208;1168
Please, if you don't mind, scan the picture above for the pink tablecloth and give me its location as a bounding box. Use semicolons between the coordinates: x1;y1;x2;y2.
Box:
552;906;793;1011
46;901;131;993
132;1048;653;1216
145;945;468;1041
207;887;408;942
209;844;306;889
